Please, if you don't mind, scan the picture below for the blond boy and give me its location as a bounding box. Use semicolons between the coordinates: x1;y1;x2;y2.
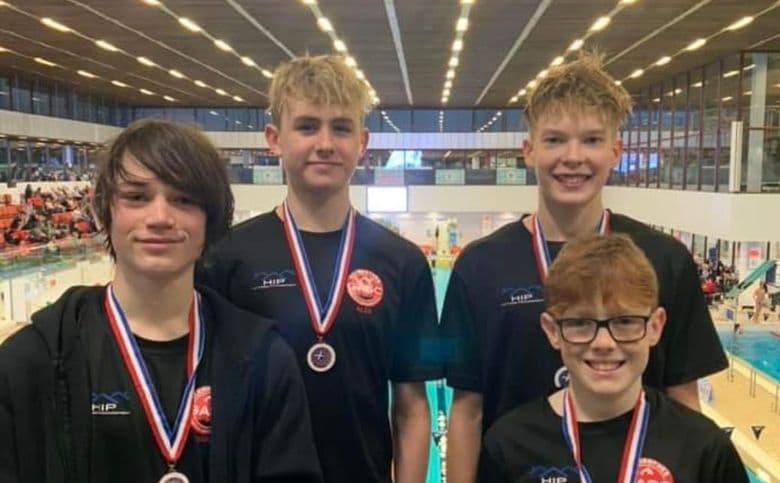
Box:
441;53;727;481
199;55;441;483
479;235;748;482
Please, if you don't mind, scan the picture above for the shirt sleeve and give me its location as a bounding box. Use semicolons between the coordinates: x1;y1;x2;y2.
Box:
390;251;444;382
478;435;511;483
252;336;323;483
440;260;482;392
662;248;728;385
699;431;750;483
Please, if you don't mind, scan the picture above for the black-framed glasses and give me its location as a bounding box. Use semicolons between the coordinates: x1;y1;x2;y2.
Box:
554;315;652;344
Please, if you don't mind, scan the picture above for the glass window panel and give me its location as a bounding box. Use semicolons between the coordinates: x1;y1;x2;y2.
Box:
412;110;439;132
365;110;381;132
701;61;720;191
13;76;32;113
686;68;703;190
442;109;473;132
197;108;227;130
504;109;523;131
0;76;9;110
76;92;93;122
718;54;741;191
383;110;411;132
474;109;503;132
32;80;51;116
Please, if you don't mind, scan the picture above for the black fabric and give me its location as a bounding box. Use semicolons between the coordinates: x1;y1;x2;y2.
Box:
0;285;323;483
479;387;749;483
85;308;212;483
300;230;341;304
198;210;442;483
441;212;728;432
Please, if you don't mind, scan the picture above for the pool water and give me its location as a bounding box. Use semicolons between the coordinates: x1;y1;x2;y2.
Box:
717;330;780;381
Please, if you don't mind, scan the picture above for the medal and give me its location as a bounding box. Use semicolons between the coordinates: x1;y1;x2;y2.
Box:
561;389;650;483
531;210;610;281
307;341;337;372
159;470;190;483
104;285;204;480
281;201;355;373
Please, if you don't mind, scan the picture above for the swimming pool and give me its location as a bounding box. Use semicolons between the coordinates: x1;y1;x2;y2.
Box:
717;330;780;381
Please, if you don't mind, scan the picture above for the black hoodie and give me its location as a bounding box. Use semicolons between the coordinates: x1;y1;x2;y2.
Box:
0;285;322;483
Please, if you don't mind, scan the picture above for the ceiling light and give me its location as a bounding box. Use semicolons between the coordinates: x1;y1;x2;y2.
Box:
194;80;208;88
461;0;475;4
302;0;316;4
510;96;518;103
111;80;129;87
216;88;228;96
95;40;119;52
652;98;660;103
721;96;733;102
210;110;219;116
537;69;548;79
345;56;357;67
446;69;455;79
744;91;752;96
77;70;96;78
164;95;176;102
441;97;449;104
723;70;739;78
614;80;622;86
41;18;71;33
726;16;753;31
142;0;161;5
619;0;637;4
568;39;584;51
140;89;154;95
178;18;201;32
519;89;527;96
0;47;6;52
674;88;682;94
34;57;57;67
443;88;451;96
169;69;184;79
656;56;671;66
261;69;273;79
527;80;537;88
551;56;564;66
686;38;706;51
744;64;755;71
444;80;452;89
589;16;610;32
317;17;333;32
239;56;256;67
137;56;155;67
691;81;703;88
233;95;244;102
214;39;233;52
630;69;644;78
449;57;459;67
452;40;463;52
456;17;469;32
332;39;347;53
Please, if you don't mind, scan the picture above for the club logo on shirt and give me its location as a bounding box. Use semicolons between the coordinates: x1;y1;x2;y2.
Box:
554;366;570;389
191;386;212;442
91;391;131;416
347;269;384;309
527;465;577;482
251;270;296;290
637;458;673;483
500;285;544;307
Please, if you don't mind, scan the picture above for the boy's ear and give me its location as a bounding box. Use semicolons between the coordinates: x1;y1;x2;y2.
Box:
540;312;562;350
646;306;667;346
522;138;536;169
265;124;281;156
359;127;369;159
609;135;623;169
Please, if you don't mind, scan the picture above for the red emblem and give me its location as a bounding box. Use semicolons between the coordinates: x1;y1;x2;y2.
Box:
190;386;212;438
637;458;674;483
346;269;384;308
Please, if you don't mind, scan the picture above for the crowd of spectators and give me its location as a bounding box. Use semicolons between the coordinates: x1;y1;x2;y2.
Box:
0;165;96;183
693;254;739;304
0;184;98;252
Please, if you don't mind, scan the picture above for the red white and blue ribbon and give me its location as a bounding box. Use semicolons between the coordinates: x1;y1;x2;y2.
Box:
281;201;356;339
531;210;610;282
561;389;650;483
104;284;204;466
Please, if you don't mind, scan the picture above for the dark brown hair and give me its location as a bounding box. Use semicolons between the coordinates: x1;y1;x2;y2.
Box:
544;234;658;316
93;119;234;258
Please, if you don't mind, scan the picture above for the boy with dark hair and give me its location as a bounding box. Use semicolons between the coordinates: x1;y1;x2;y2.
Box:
479;234;748;482
0;119;321;483
442;53;728;482
198;55;440;483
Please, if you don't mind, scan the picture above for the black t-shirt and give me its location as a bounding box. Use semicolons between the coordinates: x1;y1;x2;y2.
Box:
441;212;728;432
480;387;749;483
198;210;442;483
85;291;213;483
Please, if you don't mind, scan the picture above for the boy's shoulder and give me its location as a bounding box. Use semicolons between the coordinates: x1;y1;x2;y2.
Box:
457;219;527;264
485;396;557;446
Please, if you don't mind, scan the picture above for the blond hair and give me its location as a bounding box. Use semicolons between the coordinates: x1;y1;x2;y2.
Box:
544;234;658;317
268;54;372;126
525;52;633;134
